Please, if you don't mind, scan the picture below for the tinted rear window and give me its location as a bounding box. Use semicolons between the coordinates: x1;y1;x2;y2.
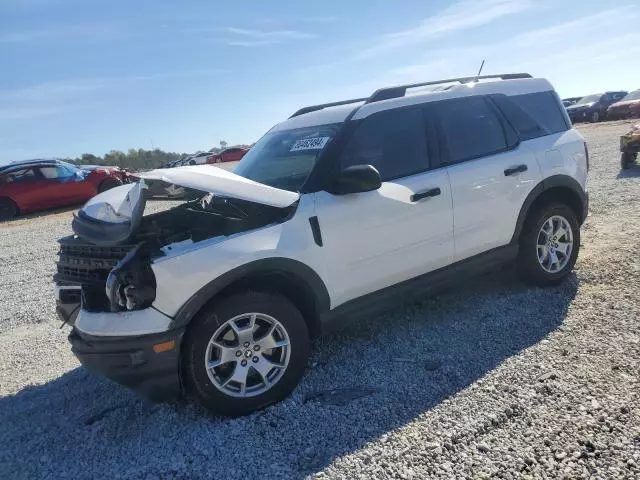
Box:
492;91;568;140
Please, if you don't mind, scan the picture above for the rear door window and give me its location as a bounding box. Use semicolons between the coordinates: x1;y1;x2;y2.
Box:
340;107;429;181
433;96;508;164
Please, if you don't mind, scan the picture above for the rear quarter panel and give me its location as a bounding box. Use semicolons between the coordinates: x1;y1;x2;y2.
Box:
529;129;588;192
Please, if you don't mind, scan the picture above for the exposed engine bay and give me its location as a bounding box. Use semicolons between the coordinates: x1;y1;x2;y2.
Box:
56;187;296;318
104;191;293;246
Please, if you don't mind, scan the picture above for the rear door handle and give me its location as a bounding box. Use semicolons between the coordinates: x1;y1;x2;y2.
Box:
504;164;528;176
411;187;441;202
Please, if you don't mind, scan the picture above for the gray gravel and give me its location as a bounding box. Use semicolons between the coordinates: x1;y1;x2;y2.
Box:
1;121;639;479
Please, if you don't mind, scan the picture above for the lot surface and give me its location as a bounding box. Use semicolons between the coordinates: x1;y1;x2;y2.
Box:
1;122;639;479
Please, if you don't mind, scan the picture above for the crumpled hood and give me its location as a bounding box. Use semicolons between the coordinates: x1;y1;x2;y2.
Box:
73;165;299;245
138;165;299;208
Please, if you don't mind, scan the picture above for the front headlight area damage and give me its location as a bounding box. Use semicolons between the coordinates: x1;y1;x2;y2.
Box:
105;242;158;312
58;178;297;319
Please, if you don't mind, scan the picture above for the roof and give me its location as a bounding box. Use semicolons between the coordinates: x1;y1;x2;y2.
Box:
274;74;555;130
272;103;363;132
354;77;554;119
0;158;61;172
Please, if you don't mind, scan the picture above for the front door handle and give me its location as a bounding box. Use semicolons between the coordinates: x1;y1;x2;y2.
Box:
411;187;441;202
504;164;528;176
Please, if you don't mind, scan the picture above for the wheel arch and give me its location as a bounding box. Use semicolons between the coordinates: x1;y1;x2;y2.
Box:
169;258;330;339
0;196;19;217
511;175;588;243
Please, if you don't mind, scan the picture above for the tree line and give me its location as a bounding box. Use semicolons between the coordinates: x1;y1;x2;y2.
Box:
65;141;244;171
65;149;191;171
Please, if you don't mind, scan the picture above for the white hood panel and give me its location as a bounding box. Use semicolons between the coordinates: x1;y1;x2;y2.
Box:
138;165;299;208
82;182;144;223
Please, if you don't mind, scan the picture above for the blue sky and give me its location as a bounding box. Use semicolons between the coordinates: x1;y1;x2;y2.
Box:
1;0;639;163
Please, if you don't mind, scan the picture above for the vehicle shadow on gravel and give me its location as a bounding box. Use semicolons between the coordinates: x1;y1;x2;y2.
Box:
616;166;640;178
0;271;578;479
0;205;79;227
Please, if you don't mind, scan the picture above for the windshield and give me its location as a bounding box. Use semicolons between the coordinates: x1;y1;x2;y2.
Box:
621;90;640;101
234;123;342;191
576;94;602;105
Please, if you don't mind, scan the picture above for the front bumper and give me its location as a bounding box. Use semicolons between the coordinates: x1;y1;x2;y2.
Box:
55;285;82;326
69;326;185;401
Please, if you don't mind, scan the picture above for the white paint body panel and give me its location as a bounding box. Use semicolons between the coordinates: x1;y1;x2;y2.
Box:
533;129;588;191
82;181;144;223
314;169;454;306
138;165;299;208
447;144;541;260
151;194;333;316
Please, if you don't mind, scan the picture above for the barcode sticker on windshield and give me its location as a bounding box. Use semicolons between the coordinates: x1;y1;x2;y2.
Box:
290;136;330;152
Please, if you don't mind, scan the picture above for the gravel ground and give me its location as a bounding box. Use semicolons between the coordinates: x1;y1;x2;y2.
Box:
1;122;639;479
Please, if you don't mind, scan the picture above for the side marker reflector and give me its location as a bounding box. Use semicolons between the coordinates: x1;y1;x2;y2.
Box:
153;340;176;353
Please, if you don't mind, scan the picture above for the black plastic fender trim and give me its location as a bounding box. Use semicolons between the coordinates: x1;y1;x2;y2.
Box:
309;216;323;247
168;257;330;330
510;174;588;243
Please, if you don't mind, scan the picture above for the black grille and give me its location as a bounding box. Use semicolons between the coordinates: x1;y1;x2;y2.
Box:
55;236;135;286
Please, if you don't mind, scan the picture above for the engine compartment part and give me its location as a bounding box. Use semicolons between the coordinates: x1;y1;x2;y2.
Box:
57;194;296;314
105;243;157;312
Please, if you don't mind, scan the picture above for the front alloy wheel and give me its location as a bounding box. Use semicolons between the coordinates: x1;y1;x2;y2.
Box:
205;313;290;397
183;291;310;416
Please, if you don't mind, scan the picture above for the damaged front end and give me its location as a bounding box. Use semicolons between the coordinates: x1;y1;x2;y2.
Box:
55;167;299;325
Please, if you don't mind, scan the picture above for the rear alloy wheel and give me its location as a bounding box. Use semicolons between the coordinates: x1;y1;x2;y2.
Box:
517;203;580;286
183;291;310;416
590;111;600;123
0;198;18;221
536;215;574;274
98;178;123;193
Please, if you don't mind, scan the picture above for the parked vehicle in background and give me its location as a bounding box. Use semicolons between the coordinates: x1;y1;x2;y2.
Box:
562;97;582;107
185;152;212;165
607;90;640;120
565;91;627;123
56;73;588;415
0;159;131;220
206;147;248;164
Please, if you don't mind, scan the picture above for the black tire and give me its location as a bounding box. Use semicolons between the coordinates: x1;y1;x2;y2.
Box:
590;111;600;123
182;291;310;416
0;197;18;221
98;178;123;193
517;203;580;286
621;152;636;170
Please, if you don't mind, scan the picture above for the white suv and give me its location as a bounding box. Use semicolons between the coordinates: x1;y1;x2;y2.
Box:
55;73;589;415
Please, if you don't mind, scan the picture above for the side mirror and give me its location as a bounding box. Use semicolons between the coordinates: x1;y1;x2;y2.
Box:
328;164;381;195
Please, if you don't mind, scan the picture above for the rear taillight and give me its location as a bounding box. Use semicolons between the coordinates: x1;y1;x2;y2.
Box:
584;142;589;170
206;155;215;164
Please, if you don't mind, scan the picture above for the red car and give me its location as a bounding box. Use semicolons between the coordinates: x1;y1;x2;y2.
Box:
0;159;131;220
206;147;248;164
607;89;640;120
